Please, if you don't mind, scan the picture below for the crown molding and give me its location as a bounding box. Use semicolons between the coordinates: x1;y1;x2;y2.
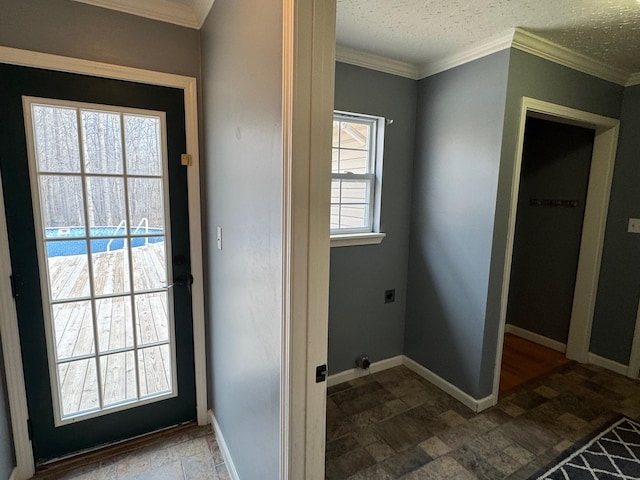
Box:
512;28;630;86
72;0;214;29
335;45;420;80
418;31;514;79
192;0;215;28
626;72;640;87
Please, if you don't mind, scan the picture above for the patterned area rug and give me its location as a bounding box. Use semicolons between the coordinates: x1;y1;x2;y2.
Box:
530;417;640;479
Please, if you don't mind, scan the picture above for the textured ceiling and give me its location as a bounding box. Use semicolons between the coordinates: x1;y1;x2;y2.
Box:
336;0;640;74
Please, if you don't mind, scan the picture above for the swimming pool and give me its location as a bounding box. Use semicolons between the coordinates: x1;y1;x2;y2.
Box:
46;227;164;257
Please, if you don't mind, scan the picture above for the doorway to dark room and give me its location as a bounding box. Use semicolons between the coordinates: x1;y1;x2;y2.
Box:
499;117;595;396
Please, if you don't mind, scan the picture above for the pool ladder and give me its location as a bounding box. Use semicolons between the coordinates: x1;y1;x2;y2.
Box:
106;218;149;252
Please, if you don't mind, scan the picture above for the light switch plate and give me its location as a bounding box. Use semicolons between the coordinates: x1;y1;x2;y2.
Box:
216;226;222;249
628;218;640;234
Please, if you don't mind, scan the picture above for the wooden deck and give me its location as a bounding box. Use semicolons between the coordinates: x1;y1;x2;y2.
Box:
47;242;172;417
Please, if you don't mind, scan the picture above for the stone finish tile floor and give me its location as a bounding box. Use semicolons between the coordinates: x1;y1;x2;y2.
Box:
326;363;640;479
33;425;230;480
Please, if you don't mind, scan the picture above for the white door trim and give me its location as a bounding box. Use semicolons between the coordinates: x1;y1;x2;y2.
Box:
282;0;335;479
0;46;207;478
491;96;620;405
628;298;640;379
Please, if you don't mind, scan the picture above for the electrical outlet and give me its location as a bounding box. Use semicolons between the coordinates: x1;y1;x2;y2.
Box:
384;289;395;304
629;218;640;234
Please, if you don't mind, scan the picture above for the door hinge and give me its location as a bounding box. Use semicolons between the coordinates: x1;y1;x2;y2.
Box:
9;275;17;298
27;418;32;440
181;154;192;166
315;364;328;383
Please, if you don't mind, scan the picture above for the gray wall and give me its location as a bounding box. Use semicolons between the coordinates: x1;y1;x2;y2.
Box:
329;62;417;374
482;49;625;394
590;84;640;364
405;50;510;398
507;118;594;343
200;1;282;478
0;0;201;472
0;0;201;78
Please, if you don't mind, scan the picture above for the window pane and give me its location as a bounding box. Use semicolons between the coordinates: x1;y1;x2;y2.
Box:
81;110;124;174
133;240;167;291
135;292;169;345
338;148;369;174
92;243;131;295
32;105;81;173
340;205;367;230
341;180;368;204
127;178;165;235
100;351;137;407
138;345;172;397
53;301;94;361
40;176;85;233
332;148;339;173
59;359;99;417
331;179;341;204
339;121;370;150
330;206;340;230
96;296;134;353
47;246;90;300
124;115;162;176
332;120;340;147
86;177;126;233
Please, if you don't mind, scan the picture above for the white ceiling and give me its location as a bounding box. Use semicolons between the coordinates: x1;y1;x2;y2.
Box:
74;0;640;80
337;0;640;77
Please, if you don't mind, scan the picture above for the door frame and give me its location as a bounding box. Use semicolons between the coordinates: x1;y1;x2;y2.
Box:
491;97;620;403
282;0;335;478
0;46;207;479
627;298;640;379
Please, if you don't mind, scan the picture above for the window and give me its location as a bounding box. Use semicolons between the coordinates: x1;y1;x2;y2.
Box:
331;111;385;246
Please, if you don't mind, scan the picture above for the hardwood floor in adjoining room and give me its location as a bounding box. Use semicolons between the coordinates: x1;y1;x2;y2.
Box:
499;333;572;396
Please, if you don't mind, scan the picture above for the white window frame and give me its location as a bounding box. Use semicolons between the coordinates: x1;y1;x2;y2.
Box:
330;111;386;247
23;96;178;426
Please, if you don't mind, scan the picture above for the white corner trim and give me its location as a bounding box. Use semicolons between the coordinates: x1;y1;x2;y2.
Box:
626;72;640;87
402;356;492;413
71;0;204;29
330;232;386;248
8;467;18;480
504;325;567;353
512;28;630;87
209;411;240;480
418;30;514;79
327;355;403;387
335;45;420;80
588;353;629;376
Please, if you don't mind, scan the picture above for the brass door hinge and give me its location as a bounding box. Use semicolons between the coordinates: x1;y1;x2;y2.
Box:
181;154;192;166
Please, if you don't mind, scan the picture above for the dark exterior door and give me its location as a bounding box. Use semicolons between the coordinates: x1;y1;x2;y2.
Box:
0;64;196;463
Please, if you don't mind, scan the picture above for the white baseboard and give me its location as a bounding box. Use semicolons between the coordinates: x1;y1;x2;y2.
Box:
9;467;17;480
588;353;629;376
328;354;493;412
208;410;240;480
402;356;493;413
505;324;567;353
327;355;403;387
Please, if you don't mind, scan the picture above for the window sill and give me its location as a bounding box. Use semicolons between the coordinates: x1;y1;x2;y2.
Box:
330;232;386;248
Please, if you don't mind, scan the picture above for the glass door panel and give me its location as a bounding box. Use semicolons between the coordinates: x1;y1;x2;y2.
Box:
24;98;176;424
